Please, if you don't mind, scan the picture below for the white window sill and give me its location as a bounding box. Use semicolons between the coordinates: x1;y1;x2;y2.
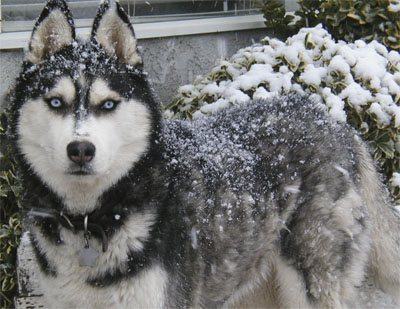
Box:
0;14;265;50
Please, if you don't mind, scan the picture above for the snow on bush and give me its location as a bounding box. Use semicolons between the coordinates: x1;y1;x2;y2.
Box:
166;24;400;203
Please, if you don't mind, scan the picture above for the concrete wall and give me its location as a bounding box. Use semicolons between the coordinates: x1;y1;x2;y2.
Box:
0;29;268;108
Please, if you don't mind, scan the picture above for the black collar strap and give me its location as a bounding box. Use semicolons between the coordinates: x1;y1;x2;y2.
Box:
25;208;108;252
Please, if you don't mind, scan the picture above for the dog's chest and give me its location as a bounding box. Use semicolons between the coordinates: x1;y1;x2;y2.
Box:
35;233;168;308
39;261;167;308
32;212;167;308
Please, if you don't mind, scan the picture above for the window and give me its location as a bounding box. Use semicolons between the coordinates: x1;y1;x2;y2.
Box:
1;0;261;33
0;0;267;49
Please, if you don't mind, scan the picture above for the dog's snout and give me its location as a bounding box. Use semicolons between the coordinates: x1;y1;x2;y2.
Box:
67;141;96;165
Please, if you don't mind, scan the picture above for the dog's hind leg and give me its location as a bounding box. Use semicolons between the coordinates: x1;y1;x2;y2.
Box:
229;256;312;309
273;256;314;308
356;143;400;305
280;183;371;308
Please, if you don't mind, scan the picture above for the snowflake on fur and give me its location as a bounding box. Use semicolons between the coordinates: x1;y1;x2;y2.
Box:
166;24;400;203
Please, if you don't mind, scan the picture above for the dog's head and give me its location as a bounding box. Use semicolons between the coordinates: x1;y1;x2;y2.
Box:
12;0;159;214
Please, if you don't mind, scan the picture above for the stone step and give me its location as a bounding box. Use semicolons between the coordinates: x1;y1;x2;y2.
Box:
15;232;44;309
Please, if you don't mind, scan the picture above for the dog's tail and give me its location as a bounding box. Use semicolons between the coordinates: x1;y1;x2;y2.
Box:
357;140;400;304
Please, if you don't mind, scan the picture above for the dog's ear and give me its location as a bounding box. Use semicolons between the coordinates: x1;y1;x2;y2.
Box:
91;0;142;66
26;0;75;64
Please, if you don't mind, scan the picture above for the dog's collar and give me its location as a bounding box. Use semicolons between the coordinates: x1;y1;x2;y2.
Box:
25;207;108;252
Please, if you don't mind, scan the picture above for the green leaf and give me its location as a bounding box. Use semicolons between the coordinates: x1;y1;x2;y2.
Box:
377;141;395;159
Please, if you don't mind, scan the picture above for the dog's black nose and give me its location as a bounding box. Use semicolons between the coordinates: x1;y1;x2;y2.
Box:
67;141;96;165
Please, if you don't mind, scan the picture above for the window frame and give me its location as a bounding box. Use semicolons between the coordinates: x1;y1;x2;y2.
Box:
0;0;266;50
0;14;266;50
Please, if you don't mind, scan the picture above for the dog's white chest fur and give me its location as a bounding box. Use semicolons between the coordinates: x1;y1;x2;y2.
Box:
39;262;167;308
32;212;167;308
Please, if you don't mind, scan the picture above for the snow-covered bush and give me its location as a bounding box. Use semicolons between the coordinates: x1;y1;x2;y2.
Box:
166;25;400;202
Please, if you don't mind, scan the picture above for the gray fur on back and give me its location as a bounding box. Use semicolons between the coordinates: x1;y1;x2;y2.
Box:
159;94;369;307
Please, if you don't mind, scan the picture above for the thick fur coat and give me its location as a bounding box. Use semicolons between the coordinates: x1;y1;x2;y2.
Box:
8;0;400;308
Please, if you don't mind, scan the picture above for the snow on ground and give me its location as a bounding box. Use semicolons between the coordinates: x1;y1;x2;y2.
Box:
356;279;398;308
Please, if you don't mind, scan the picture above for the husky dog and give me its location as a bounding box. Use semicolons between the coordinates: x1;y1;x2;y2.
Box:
8;0;400;308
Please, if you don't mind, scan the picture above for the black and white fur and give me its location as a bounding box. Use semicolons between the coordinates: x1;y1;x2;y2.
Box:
8;0;400;308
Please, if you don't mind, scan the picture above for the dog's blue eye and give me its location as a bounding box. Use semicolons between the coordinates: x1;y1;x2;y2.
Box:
101;100;117;111
48;98;63;109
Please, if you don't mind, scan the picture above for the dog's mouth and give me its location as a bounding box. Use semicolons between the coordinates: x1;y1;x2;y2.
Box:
71;170;92;176
68;166;93;176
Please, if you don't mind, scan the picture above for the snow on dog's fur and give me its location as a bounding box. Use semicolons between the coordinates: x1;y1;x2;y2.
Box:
8;0;400;308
